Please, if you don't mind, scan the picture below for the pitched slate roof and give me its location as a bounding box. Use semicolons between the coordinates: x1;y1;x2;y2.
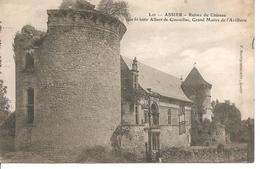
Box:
121;56;191;103
182;67;212;88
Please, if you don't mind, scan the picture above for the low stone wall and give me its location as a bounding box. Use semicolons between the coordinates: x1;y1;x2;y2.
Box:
161;144;248;163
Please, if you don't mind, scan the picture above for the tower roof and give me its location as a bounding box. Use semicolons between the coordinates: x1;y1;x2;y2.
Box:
182;67;212;88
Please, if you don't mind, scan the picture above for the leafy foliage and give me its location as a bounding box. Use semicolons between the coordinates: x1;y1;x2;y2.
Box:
59;0;95;10
191;119;215;146
97;0;131;23
213;102;241;142
236;118;254;143
192;101;248;145
59;0;131;23
0;56;10;123
0;80;9;118
14;25;45;52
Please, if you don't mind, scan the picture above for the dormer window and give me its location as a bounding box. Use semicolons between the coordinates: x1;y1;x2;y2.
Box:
25;53;34;70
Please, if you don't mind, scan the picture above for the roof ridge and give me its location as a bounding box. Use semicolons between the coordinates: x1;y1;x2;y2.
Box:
121;55;192;102
122;56;181;81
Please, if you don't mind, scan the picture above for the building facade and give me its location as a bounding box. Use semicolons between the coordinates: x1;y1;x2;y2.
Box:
120;56;192;159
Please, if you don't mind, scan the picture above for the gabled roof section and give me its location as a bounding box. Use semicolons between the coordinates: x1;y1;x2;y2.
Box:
182;67;212;88
121;56;191;103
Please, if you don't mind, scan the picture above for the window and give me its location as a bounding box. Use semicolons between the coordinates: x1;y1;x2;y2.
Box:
129;104;134;112
27;88;34;124
144;110;148;123
151;103;159;125
135;105;139;124
25;53;34;70
121;103;125;115
168;109;171;125
179;106;185;134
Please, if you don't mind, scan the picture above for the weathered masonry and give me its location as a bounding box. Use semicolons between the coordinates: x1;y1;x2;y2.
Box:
120;56;193;160
14;3;126;162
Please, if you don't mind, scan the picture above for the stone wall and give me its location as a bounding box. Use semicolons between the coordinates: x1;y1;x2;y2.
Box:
120;125;147;160
14;34;38;150
159;104;191;125
160;125;191;150
15;8;126;162
159;104;179;126
202;88;213;121
159;102;191;149
161;144;248;162
212;123;226;145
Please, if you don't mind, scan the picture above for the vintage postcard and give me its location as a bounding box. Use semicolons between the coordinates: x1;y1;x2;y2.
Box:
0;0;254;163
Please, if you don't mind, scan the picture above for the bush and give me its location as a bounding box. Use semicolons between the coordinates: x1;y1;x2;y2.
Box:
59;0;95;10
97;0;131;23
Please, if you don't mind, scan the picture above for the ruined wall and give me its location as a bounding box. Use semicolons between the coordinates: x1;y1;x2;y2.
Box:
120;126;147;160
212;123;226;145
122;102;145;125
15;8;126;162
160;125;191;150
201;88;213;121
14;32;38;149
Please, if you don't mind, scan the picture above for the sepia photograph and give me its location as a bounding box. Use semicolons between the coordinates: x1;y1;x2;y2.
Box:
0;0;255;163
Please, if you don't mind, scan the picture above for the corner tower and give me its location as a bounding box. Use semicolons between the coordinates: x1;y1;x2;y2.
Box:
181;67;213;122
15;3;126;162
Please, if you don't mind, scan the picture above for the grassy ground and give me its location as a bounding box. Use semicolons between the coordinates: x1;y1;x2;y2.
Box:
0;151;53;163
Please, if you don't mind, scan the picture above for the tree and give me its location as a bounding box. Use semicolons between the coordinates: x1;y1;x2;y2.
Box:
59;0;95;10
97;0;131;23
0;56;10;124
13;25;45;52
191;118;215;146
213;102;241;142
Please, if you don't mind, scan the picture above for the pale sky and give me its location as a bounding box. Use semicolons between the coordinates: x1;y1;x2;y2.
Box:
0;0;254;119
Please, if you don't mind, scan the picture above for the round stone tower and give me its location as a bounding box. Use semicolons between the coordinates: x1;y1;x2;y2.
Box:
181;67;213;122
15;4;126;162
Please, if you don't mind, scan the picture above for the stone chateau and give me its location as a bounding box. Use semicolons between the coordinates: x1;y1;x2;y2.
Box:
13;2;218;162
